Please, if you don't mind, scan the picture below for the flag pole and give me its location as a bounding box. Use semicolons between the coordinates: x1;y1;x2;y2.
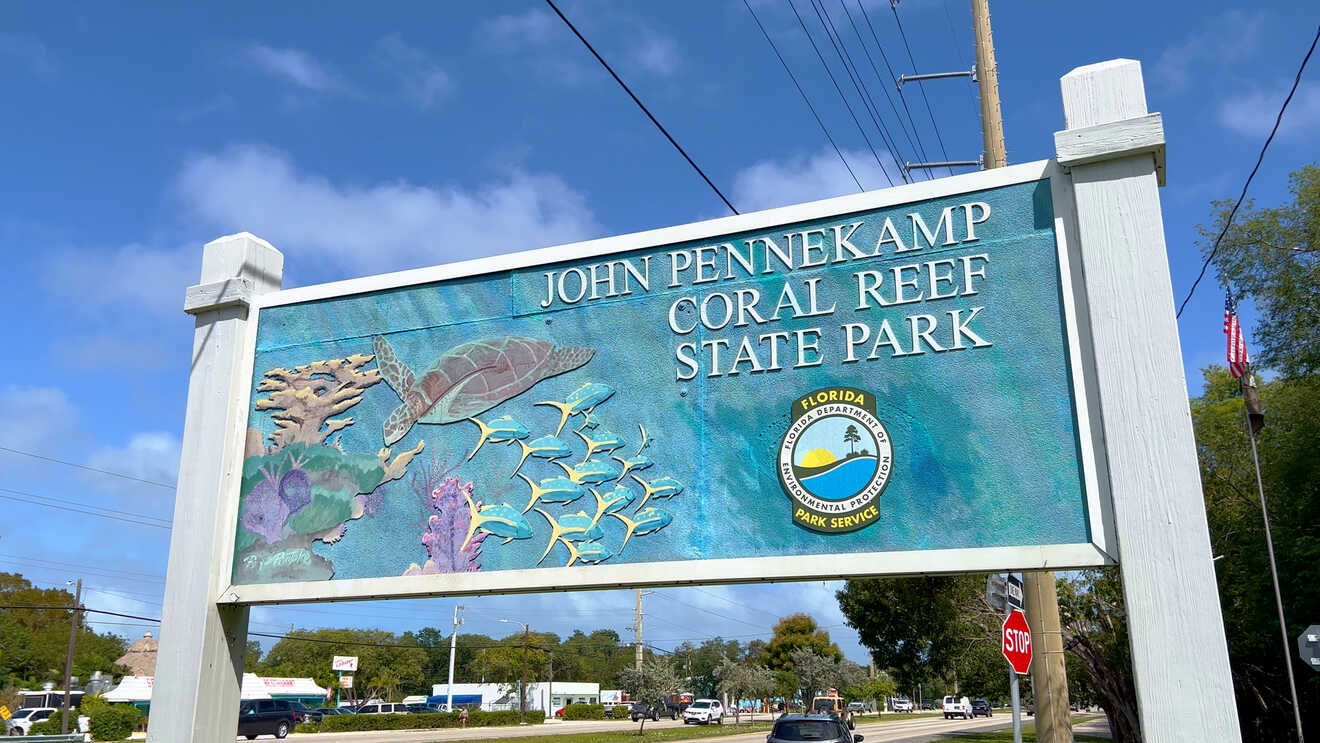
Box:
1239;371;1304;743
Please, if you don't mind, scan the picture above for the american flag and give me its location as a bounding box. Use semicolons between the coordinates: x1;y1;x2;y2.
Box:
1224;290;1251;379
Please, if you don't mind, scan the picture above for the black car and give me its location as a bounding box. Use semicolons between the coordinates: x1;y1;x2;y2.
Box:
237;699;298;739
970;699;991;718
767;714;864;743
631;700;674;721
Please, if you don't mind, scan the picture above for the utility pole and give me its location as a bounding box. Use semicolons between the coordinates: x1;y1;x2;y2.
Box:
634;589;644;671
520;625;529;725
61;578;82;735
445;605;464;712
972;2;1070;740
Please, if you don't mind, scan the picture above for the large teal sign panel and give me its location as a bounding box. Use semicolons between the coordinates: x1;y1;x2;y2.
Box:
233;175;1092;587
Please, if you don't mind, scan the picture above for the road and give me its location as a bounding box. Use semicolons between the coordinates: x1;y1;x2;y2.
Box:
281;712;1108;743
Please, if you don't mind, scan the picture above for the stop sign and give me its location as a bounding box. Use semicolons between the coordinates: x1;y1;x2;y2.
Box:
1002;607;1033;674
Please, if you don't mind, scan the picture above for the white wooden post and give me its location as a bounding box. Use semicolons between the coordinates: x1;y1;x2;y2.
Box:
1055;60;1240;740
147;233;282;743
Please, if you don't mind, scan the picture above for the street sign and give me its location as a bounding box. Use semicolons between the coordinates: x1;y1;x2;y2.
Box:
0;705;10;720
1299;626;1320;672
332;656;358;672
1002;607;1033;674
987;573;1024;609
340;675;354;689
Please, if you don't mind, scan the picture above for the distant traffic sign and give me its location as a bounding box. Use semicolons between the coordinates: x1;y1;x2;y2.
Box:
1002;608;1033;675
1298;625;1320;672
987;573;1024;609
0;705;10;720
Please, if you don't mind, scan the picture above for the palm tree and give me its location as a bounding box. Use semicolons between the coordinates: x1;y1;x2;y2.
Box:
843;425;861;456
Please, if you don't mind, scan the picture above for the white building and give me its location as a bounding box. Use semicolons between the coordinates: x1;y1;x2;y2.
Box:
429;681;600;715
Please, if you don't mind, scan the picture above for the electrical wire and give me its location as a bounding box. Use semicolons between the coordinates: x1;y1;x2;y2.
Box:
890;2;954;175
743;0;864;192
806;0;908;182
786;0;893;187
0;552;165;580
0;446;175;489
0;487;171;529
836;0;925;168
853;0;933;167
942;0;968;69
1176;24;1320;319
543;0;738;215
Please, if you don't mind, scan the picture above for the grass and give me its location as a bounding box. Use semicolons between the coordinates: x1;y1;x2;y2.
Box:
425;722;773;743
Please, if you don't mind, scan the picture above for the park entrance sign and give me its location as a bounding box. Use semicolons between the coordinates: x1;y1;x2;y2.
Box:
151;59;1243;742
221;161;1111;604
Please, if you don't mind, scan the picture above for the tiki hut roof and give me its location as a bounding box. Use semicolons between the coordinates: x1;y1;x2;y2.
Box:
115;631;158;676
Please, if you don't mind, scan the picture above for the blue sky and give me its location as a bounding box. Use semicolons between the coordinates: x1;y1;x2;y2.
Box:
1;0;1316;668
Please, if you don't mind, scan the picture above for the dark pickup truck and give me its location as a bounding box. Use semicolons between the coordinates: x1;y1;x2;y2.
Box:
237;699;298;739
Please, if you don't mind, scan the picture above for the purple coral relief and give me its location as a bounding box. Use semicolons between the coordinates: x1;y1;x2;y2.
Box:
418;477;485;573
242;476;289;544
278;468;312;512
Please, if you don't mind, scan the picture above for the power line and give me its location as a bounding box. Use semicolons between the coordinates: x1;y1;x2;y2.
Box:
836;0;925;168
0;487;171;529
853;0;933;167
742;0;863;192
806;0;908;182
543;0;738;215
786;0;894;188
890;2;954;175
942;0;968;69
650;592;767;630
0;446;176;489
1176;24;1320;319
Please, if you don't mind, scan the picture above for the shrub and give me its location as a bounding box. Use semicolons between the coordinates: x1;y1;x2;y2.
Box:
89;705;142;741
295;721;321;733
29;716;66;735
562;703;606;720
318;709;541;732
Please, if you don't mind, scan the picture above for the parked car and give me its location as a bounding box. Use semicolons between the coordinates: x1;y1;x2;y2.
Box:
310;707;353;721
6;707;58;736
767;714;864;743
942;695;972;720
630;701;659;722
970;699;991;718
848;701;867;713
891;697;913;713
237;699;298;739
682;699;724;725
921;699;937;711
405;703;444;714
356;702;410;715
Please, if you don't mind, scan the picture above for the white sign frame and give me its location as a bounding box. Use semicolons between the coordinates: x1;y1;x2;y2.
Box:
331;656;358;672
217;159;1116;607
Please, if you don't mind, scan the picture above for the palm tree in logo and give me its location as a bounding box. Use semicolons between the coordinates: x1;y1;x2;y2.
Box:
844;424;861;456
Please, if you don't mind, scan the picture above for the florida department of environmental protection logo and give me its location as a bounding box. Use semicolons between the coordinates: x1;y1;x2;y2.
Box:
777;387;892;533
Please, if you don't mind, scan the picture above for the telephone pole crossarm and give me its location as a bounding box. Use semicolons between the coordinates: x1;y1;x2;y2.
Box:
897;66;976;89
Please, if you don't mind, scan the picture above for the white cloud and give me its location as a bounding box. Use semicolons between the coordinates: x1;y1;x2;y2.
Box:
629;34;681;77
244;44;349;94
1151;11;1265;93
479;8;560;50
40;242;198;317
0;33;57;78
0;385;78;452
731;148;905;213
1218;81;1320;140
175;145;601;277
85;432;180;504
375;34;455;109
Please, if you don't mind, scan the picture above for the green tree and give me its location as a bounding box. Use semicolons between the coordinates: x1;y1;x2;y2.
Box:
618;658;679;732
673;637;743;698
1199;164;1319;377
1193;366;1320;740
716;657;776;723
0;574;127;688
845;675;897;713
843;424;861;455
763;614;841;674
790;649;863;707
1056;569;1137;742
256;628;426;697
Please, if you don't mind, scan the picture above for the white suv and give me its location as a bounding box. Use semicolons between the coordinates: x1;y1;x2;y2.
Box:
892;697;913;713
682;699;723;725
942;695;972;720
6;707;58;735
